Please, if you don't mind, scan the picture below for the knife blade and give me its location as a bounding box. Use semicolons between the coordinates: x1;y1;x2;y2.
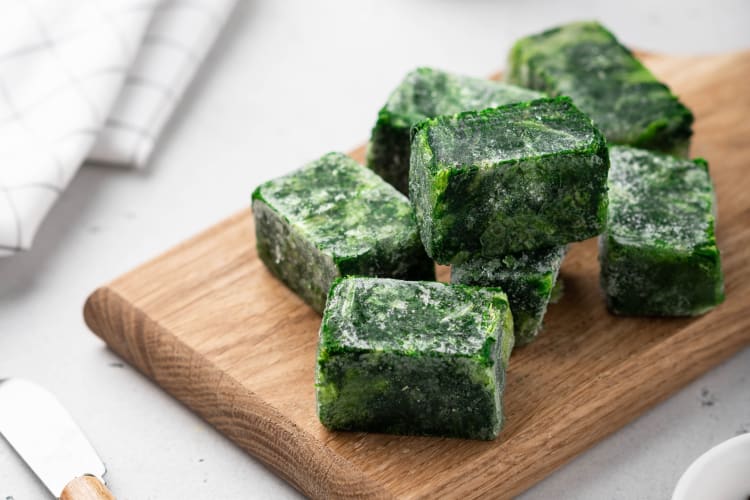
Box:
0;378;114;499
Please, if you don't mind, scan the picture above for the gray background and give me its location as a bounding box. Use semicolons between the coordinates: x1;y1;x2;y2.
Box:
1;0;749;498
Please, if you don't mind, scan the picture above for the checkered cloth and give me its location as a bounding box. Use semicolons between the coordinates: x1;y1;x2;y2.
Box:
0;0;235;257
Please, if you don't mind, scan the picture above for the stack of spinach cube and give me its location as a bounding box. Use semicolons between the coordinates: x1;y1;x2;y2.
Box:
410;96;609;346
252;20;724;441
507;21;723;316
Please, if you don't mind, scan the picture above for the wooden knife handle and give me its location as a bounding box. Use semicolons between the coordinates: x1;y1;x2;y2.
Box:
60;475;115;500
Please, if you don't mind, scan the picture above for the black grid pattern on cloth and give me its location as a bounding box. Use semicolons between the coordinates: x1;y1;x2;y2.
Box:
0;0;234;256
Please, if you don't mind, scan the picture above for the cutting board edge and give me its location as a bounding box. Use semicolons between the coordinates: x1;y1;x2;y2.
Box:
486;306;750;499
82;256;750;500
83;286;394;500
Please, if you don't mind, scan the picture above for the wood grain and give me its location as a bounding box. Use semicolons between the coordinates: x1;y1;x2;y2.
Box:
83;52;750;499
60;476;115;500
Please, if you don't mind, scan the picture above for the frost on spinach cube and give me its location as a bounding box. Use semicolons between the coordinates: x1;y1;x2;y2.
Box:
600;146;724;316
507;21;693;156
252;152;434;314
315;277;515;440
367;67;543;195
410;96;609;264
452;246;566;346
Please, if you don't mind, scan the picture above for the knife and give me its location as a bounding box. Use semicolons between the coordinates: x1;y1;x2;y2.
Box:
0;378;115;499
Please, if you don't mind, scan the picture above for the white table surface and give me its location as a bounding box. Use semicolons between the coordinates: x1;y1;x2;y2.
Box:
1;1;748;498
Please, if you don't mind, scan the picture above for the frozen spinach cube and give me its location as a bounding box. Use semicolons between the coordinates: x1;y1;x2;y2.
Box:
316;277;514;440
451;246;566;346
600;146;724;316
367;67;543;195
252;152;434;314
507;21;693;156
410;96;609;264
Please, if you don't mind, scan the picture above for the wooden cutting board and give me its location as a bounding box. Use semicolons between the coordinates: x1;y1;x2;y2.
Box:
84;51;750;499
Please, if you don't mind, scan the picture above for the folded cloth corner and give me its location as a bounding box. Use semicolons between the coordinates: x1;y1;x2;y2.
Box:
0;0;236;257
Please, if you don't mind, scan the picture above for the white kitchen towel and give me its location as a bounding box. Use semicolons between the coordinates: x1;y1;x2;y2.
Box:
0;0;235;257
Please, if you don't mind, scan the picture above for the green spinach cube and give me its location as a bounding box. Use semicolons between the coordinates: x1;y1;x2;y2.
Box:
316;277;514;440
600;146;724;316
410;96;609;264
452;246;566;345
367;67;542;194
507;21;693;156
252;153;434;314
